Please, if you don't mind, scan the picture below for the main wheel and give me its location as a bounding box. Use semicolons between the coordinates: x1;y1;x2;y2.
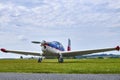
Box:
58;58;64;63
38;58;42;63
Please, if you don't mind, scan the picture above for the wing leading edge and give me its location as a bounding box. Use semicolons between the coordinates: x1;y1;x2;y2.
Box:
61;46;120;57
1;48;41;56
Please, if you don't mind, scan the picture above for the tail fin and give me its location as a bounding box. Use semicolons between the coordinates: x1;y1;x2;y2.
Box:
67;38;71;51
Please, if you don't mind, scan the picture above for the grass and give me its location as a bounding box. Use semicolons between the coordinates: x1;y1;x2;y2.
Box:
0;58;120;74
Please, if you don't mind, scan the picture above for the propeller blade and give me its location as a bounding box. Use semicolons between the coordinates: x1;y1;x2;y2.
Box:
31;41;41;44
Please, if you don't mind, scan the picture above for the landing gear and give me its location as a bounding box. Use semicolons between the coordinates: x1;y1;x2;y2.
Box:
58;57;64;63
38;57;42;63
58;54;64;63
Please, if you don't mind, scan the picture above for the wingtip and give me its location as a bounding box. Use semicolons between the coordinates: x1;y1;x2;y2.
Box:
115;46;120;51
0;48;7;52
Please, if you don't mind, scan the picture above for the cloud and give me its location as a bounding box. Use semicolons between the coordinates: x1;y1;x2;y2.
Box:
0;32;18;45
0;1;76;28
0;0;119;36
0;0;120;55
0;0;120;29
18;35;28;41
107;0;120;9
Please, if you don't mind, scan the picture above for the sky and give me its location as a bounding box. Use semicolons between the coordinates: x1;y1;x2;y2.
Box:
0;0;120;58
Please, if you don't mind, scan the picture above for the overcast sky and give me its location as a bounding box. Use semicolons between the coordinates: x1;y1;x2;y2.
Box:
0;0;120;58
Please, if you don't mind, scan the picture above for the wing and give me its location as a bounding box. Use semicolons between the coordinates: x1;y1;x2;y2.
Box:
61;46;120;57
1;48;41;56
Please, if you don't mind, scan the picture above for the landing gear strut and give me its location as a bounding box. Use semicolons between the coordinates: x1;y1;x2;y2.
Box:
58;57;64;63
38;57;42;63
58;54;64;63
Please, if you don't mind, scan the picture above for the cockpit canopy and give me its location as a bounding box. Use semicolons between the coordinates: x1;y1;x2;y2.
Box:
48;41;65;51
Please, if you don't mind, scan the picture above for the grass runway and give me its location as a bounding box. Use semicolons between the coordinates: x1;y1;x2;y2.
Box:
0;58;120;74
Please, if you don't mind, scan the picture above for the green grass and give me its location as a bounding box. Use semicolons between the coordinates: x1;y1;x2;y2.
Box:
0;58;120;74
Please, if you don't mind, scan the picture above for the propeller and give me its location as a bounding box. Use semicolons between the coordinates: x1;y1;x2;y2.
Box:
31;41;41;44
32;40;49;46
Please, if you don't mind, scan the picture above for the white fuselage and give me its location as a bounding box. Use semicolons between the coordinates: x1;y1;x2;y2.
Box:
41;45;63;56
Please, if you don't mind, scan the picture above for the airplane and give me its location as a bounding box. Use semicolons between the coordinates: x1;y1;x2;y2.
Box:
0;39;120;63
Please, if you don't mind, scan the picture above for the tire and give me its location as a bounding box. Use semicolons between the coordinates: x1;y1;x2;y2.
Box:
38;58;42;63
58;58;64;63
